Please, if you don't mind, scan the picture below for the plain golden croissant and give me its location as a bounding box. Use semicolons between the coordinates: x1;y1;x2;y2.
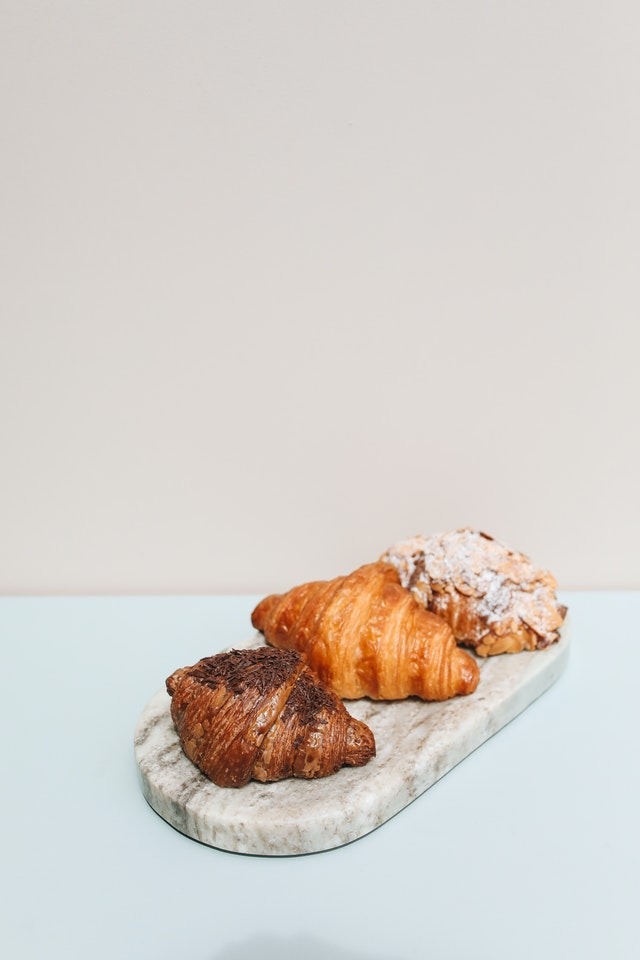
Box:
251;561;479;701
382;528;568;656
166;647;375;787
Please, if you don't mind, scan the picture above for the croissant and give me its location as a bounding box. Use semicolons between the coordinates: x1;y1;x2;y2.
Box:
251;561;479;701
166;647;375;787
382;529;568;656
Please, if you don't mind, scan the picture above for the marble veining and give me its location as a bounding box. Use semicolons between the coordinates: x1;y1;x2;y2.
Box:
134;624;570;856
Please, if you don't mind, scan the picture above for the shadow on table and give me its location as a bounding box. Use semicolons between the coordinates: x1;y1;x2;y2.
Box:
209;934;404;960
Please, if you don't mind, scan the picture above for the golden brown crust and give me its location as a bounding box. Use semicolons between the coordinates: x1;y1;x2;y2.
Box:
251;562;479;701
166;647;375;787
382;529;567;656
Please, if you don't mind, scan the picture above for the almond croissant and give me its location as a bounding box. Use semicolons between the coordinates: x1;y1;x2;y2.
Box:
166;647;375;787
382;529;568;656
251;561;479;701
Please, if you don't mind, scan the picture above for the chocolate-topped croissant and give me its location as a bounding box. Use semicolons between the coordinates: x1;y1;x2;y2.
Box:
166;647;375;787
251;561;479;701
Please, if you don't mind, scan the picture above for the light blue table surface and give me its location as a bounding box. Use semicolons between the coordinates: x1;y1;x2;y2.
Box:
1;591;638;960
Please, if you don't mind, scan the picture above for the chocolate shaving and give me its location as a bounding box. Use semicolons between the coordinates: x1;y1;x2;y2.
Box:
282;668;337;725
188;647;301;696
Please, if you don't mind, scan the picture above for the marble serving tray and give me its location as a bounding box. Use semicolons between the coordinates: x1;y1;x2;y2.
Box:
134;626;569;856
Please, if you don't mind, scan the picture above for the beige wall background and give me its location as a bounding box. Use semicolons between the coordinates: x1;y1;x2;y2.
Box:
1;1;639;596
